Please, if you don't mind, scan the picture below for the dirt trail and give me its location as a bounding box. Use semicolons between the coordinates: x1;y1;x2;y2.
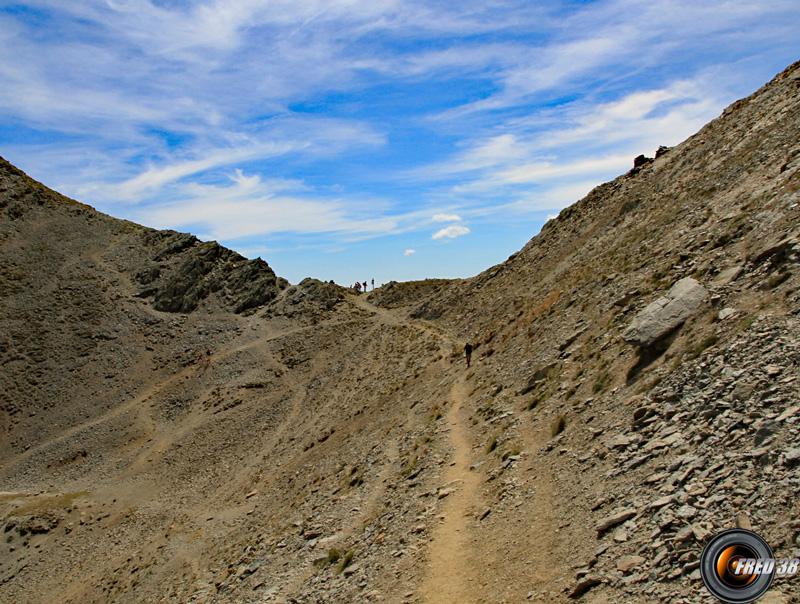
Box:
1;311;351;475
350;294;488;602
420;376;482;604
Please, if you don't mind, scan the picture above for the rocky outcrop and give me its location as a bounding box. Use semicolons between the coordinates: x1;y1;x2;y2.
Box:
265;278;346;319
136;231;283;314
622;278;708;347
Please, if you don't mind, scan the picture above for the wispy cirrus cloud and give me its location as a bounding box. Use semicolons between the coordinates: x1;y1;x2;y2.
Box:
1;0;799;283
432;213;461;222
137;168;399;241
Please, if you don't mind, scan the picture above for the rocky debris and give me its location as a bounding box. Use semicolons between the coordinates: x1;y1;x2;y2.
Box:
760;590;791;604
622;277;708;347
596;509;637;536
265;278;346;319
517;362;558;395
2;512;61;542
712;265;743;286
568;575;602;599
367;279;452;310
748;237;798;268
616;555;645;573
575;314;799;602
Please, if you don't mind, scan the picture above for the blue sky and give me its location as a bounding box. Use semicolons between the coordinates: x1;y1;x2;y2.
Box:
1;1;798;284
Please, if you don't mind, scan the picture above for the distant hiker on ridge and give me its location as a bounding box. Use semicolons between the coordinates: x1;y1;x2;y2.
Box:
354;282;362;293
371;278;375;291
464;342;473;368
363;281;368;293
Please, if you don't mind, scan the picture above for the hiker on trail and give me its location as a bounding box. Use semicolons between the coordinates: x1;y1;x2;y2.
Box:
464;342;473;368
354;282;362;293
371;278;374;291
363;281;368;293
198;349;212;373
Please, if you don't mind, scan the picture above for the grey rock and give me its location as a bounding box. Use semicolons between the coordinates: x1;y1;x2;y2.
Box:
568;576;602;599
597;509;637;536
608;434;638;449
617;555;645;573
518;362;559;395
783;448;800;466
623;278;708;347
676;505;697;519
712;266;743;286
343;563;360;577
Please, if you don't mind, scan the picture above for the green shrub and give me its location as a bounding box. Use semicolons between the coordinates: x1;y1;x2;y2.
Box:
336;550;354;573
327;548;341;564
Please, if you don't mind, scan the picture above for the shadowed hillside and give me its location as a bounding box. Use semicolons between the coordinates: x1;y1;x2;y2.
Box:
1;61;799;604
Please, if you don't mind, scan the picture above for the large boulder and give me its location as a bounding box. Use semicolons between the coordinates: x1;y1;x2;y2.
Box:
622;277;707;347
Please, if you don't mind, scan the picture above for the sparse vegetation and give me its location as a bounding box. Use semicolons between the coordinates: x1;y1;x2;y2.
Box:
336;550;354;573
688;334;719;359
592;369;610;393
764;271;790;289
738;314;756;331
326;548;341;564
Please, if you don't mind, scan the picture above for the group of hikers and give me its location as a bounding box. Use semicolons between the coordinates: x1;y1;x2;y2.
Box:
352;279;375;293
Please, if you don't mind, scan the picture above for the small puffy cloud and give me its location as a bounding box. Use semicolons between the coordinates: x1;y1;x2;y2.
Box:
432;212;462;222
404;248;416;256
432;224;470;240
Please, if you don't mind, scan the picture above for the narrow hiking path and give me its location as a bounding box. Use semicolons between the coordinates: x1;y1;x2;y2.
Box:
421;375;482;604
349;294;488;602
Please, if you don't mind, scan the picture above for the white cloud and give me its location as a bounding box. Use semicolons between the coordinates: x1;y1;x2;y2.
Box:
432;213;461;222
419;74;728;213
3;0;800;277
94;142;305;202
432;224;470;240
136;169;400;240
452;154;632;194
404;248;416;256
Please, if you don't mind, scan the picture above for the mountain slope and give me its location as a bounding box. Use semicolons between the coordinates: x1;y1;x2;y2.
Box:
1;61;799;604
373;59;800;602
